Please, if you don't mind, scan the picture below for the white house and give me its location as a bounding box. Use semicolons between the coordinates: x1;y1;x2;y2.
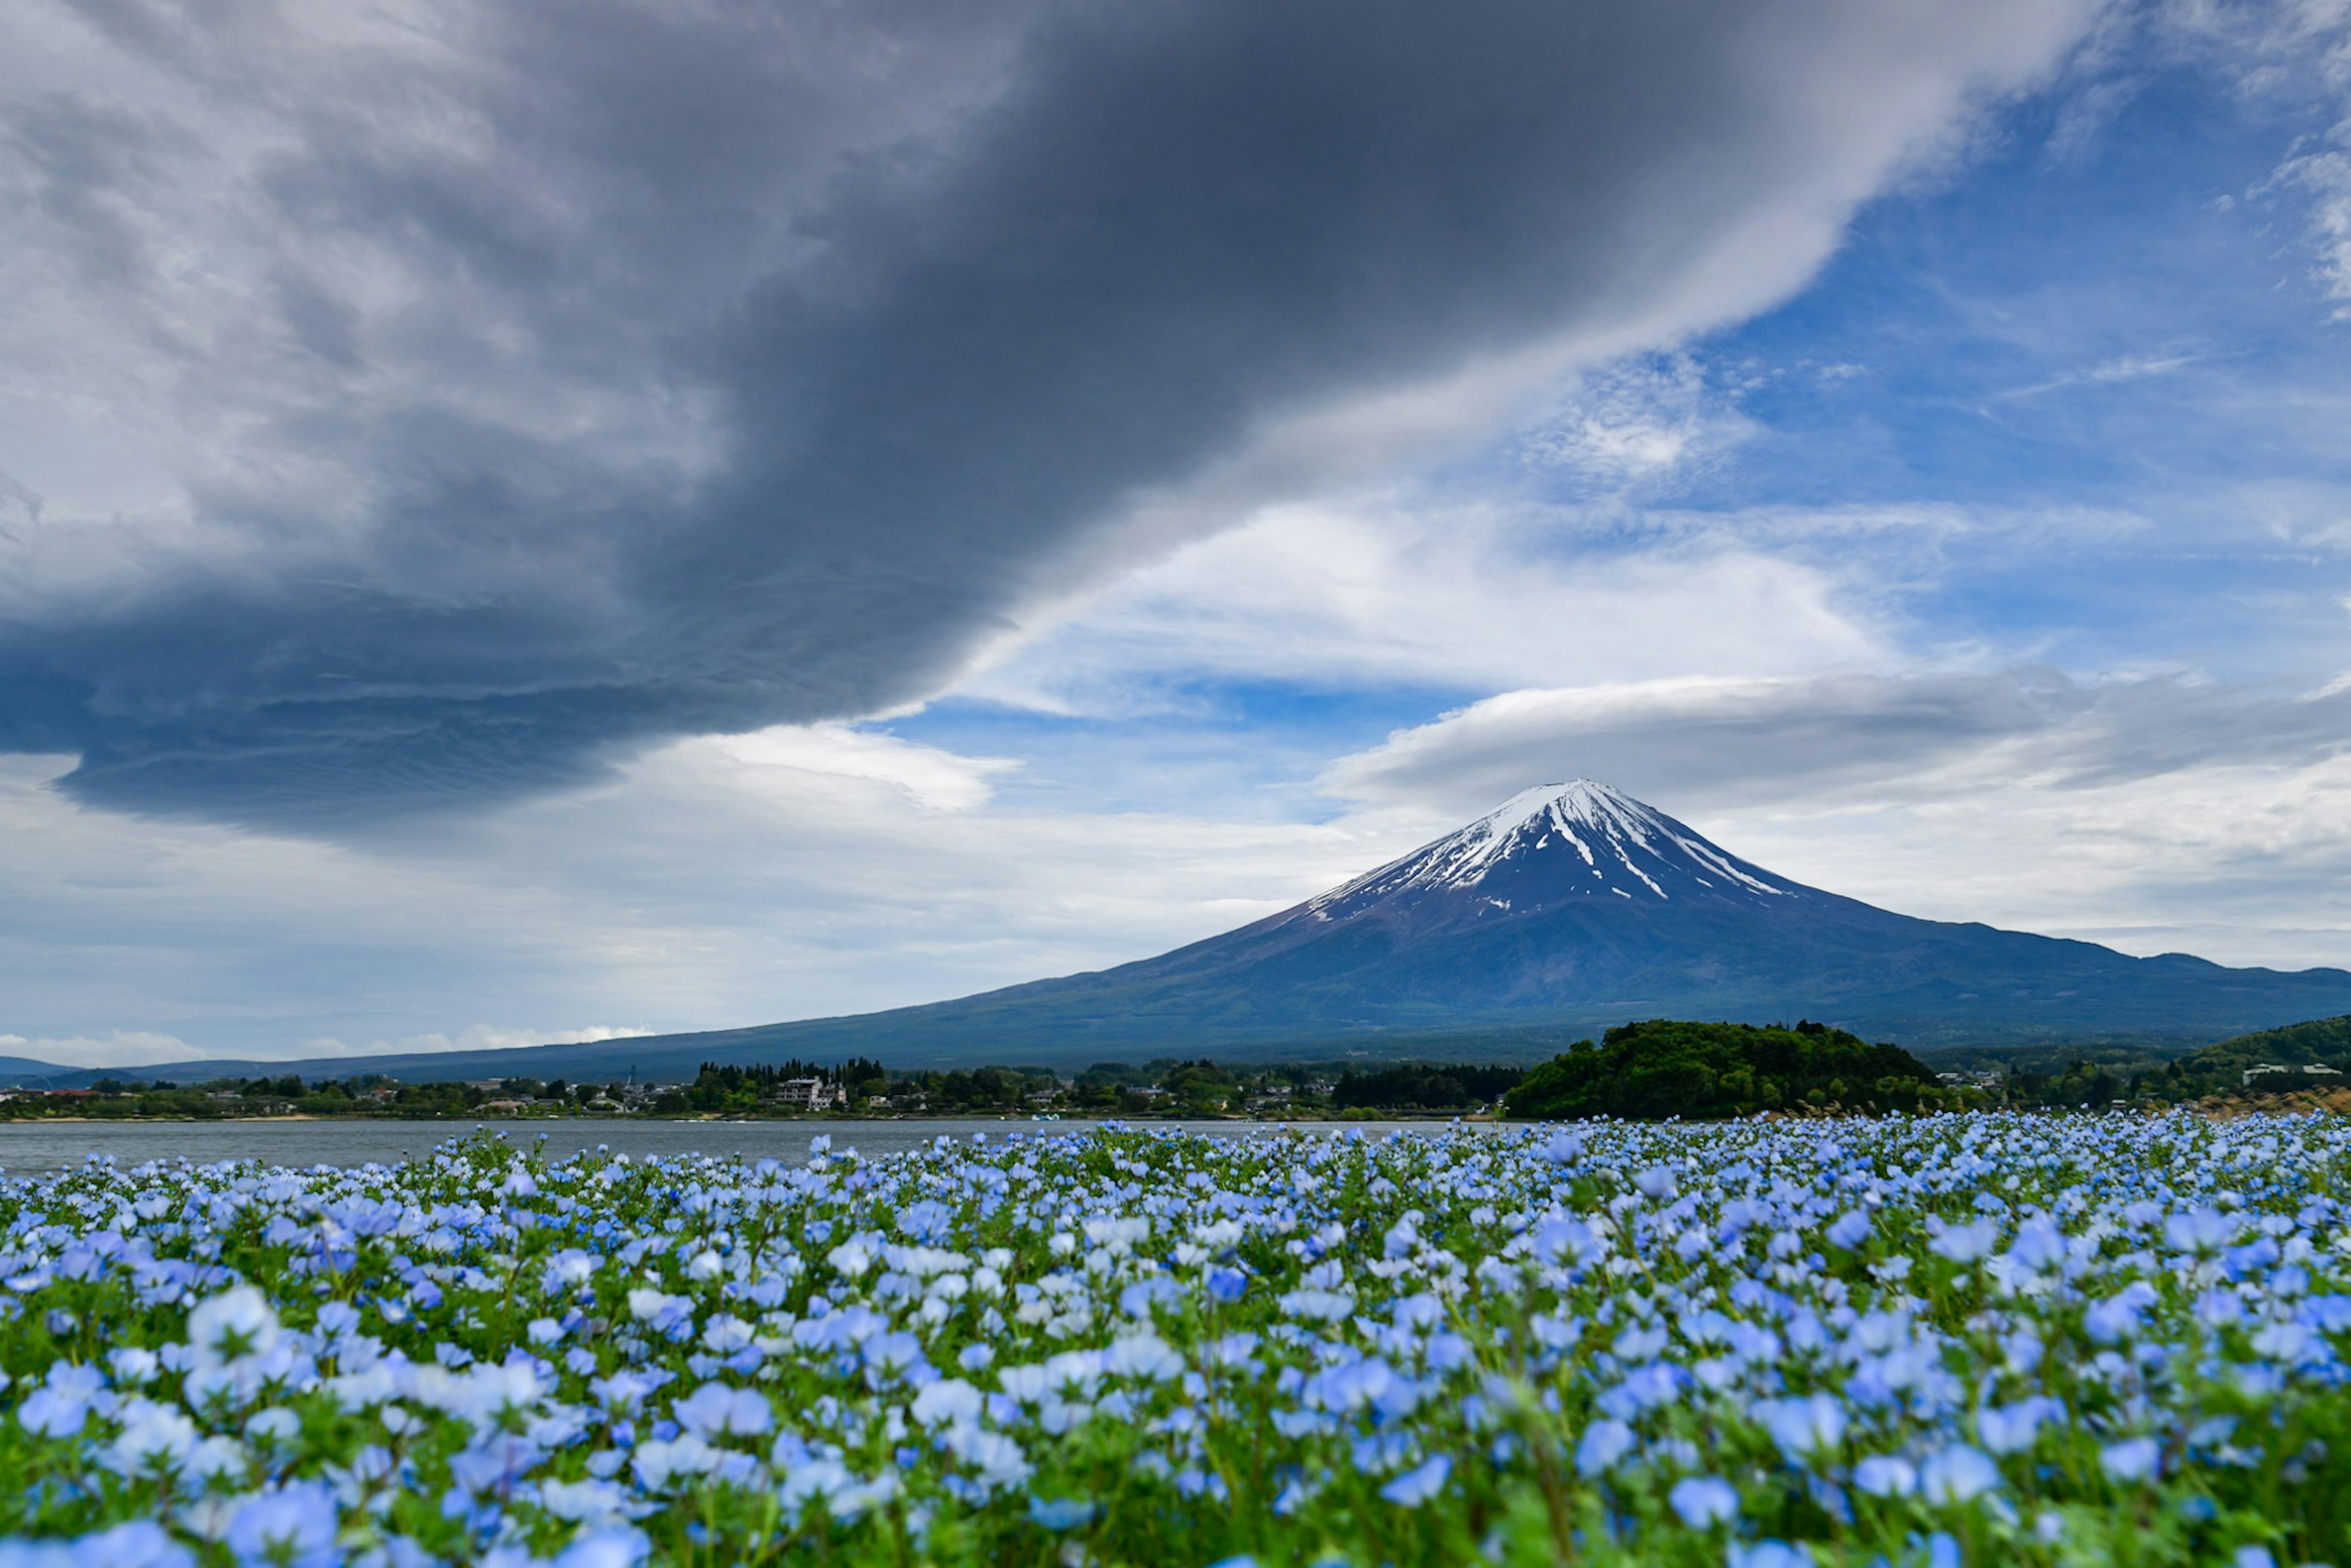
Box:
776;1078;842;1111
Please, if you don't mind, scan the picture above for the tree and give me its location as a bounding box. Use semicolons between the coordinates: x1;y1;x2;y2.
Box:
1504;1019;1953;1121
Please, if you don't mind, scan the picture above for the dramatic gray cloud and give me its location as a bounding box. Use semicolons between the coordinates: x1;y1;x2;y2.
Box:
0;0;2092;826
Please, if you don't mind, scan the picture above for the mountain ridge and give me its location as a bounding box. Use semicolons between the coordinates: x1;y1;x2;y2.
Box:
12;781;2351;1086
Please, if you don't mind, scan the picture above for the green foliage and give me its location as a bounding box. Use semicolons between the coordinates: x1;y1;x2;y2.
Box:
2134;1014;2351;1102
1333;1062;1525;1111
2006;1060;2136;1108
683;1057;896;1111
890;1064;1059;1112
1502;1018;1957;1120
1954;1013;2351;1108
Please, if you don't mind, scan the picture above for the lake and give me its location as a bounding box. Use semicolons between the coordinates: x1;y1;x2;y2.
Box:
0;1117;1487;1176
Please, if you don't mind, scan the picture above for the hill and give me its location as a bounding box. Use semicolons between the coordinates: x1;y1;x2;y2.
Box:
18;781;2351;1084
0;1057;91;1090
2131;1013;2351;1101
1502;1018;1955;1120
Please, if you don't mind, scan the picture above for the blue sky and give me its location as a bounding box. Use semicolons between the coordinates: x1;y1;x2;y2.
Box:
4;0;2351;1067
902;23;2351;811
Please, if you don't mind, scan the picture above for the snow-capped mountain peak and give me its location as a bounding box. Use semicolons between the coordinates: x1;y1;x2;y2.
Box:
1300;780;1798;926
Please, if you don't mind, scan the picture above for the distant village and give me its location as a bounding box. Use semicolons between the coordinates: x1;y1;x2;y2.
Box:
4;1029;2336;1123
0;1057;1530;1122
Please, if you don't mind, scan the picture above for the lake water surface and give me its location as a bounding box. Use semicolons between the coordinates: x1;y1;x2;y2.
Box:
0;1117;1487;1176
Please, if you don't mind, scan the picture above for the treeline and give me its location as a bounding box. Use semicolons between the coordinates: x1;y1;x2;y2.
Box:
82;1010;2344;1125
1332;1062;1524;1110
1;1073;656;1121
675;1060;1046;1114
1902;1015;2351;1109
670;1055;1524;1117
1504;1019;1967;1121
686;1059;890;1109
692;1059;888;1089
1080;1059;1518;1114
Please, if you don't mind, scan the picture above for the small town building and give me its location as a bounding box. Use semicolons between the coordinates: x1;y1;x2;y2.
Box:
2243;1062;2345;1087
774;1078;842;1111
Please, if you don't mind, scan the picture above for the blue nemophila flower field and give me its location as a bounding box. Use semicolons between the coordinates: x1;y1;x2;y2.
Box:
0;1114;2347;1567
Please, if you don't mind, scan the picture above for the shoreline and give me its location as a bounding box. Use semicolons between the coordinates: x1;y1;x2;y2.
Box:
0;1109;1498;1127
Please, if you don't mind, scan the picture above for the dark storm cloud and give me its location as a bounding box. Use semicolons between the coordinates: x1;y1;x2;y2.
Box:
0;0;2088;826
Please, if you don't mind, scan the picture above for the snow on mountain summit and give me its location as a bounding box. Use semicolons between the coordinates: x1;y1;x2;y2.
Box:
1299;780;1799;927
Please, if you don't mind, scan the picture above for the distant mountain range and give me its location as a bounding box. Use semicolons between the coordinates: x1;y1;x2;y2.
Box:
15;781;2351;1086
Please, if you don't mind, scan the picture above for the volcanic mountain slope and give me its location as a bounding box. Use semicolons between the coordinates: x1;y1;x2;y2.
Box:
71;779;2351;1086
940;779;2351;1049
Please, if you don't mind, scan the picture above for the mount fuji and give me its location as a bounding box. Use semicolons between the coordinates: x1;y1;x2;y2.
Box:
51;779;2351;1086
912;778;2351;1056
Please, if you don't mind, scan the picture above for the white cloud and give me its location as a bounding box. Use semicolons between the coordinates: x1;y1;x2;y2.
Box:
710;724;1017;812
1514;354;1757;488
1998;352;2207;399
0;1030;202;1070
1700;757;2351;967
961;497;1888;714
2278;133;2351;317
0;735;1379;1063
2162;0;2351;313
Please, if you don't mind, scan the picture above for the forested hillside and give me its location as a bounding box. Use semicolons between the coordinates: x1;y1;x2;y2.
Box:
1503;1018;1960;1120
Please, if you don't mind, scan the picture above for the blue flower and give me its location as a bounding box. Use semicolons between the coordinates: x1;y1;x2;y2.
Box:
1851;1455;1917;1498
896;1201;954;1242
1026;1496;1097;1531
1575;1420;1635;1476
1975;1397;2060;1455
1927;1218;2001;1264
1919;1445;2002;1505
1757;1394;1847;1461
80;1523;190;1568
1379;1454;1451;1507
1205;1266;1250;1302
673;1382;773;1439
225;1480;340;1568
1667;1476;1739;1528
2100;1437;2162;1483
1119;1277;1183;1319
549;1529;650;1568
2164;1209;2235;1255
